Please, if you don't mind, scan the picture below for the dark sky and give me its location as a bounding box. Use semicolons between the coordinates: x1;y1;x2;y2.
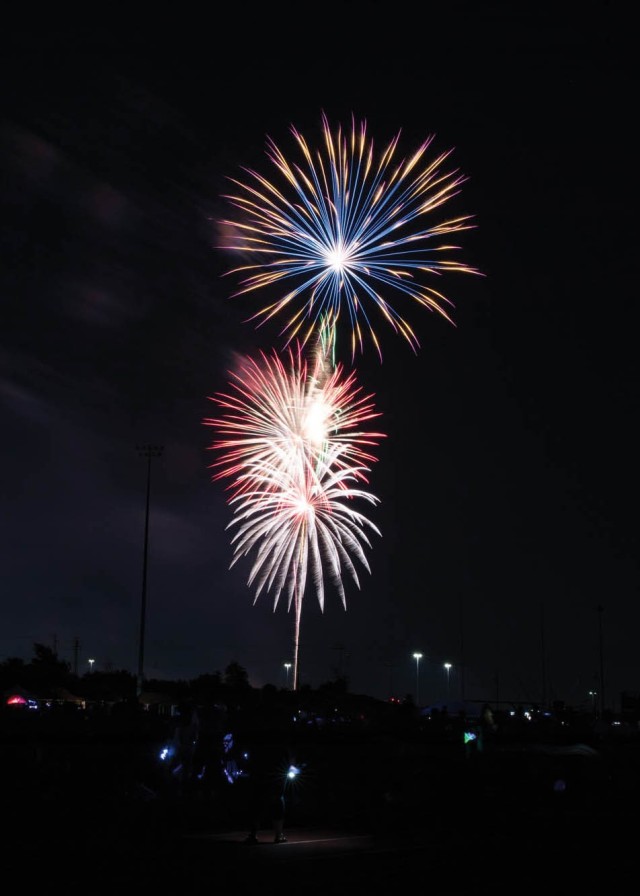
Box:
2;5;636;708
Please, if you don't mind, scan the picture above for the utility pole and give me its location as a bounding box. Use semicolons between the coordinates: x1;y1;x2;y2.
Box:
72;635;80;676
136;444;164;697
540;602;547;708
384;661;397;699
331;642;345;678
597;604;605;717
459;595;466;702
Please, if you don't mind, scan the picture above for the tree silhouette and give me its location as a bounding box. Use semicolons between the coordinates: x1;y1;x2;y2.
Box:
223;661;250;690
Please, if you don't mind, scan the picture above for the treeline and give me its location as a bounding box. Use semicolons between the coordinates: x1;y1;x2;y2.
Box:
0;643;356;707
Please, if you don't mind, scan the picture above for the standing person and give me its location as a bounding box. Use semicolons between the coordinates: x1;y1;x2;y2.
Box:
192;702;227;800
171;701;200;796
243;729;291;844
479;702;497;752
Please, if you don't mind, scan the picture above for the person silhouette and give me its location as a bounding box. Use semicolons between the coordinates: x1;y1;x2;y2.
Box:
170;701;200;796
242;729;290;844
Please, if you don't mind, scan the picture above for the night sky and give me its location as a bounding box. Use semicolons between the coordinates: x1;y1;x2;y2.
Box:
2;6;636;709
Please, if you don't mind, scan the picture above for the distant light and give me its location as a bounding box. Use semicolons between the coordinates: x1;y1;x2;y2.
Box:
6;694;27;706
159;745;175;762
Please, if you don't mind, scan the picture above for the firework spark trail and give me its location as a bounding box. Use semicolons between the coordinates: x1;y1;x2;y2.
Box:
219;111;481;361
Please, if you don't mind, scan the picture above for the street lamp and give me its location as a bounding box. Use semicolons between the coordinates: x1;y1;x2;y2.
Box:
444;663;452;701
88;658;95;673
136;443;164;697
412;652;423;705
284;662;292;689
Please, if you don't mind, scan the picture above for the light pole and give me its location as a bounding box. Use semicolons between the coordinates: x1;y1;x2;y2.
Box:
444;663;452;702
136;444;164;697
284;662;291;689
88;658;95;674
412;652;423;705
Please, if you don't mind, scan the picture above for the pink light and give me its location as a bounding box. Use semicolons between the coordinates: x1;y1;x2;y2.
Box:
6;694;27;706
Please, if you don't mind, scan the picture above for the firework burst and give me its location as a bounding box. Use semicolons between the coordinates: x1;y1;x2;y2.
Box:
204;342;384;689
219;111;481;362
205;341;384;499
226;444;381;614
